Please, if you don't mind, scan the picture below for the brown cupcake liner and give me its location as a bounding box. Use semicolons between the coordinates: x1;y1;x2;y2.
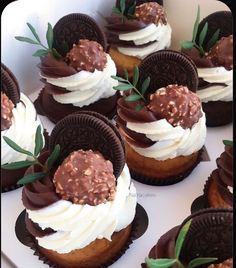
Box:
130;148;203;186
16;203;148;268
1;129;50;193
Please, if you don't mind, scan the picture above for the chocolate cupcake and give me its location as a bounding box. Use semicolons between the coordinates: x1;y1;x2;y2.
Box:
181;9;233;126
15;14;119;123
1;63;44;192
143;208;233;268
112;50;206;185
17;112;137;267
106;1;171;78
203;140;233;209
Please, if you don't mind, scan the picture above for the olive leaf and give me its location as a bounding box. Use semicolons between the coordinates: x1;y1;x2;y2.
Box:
27;22;41;43
46;23;53;49
3;136;34;157
46;144;61;170
1;160;36;170
125;94;142;101
14;36;39;45
192;5;200;43
32;49;49;57
113;84;134;91
132;65;139;87
206;29;220;51
145;258;177;268
223;140;233;147
17;172;47;185
34;125;44;156
135;104;144;111
187;257;218;268
181;41;194;49
141;77;151;95
175;220;192;258
198;22;208;47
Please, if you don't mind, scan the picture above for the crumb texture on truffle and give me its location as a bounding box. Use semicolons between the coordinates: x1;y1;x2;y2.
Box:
1;92;14;131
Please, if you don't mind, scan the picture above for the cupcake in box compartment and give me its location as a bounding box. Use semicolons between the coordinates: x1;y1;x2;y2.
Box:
181;8;233;126
142;208;233;268
15;13;119;123
1;63;44;192
203;140;233;209
10;111;137;268
112;50;206;185
106;0;171;78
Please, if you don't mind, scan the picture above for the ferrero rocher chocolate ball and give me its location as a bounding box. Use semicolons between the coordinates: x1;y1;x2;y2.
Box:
66;39;107;72
53;149;116;206
1;92;14;131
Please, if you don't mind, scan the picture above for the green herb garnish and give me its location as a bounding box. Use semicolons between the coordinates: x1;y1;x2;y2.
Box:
111;65;150;111
145;219;218;268
180;5;220;56
15;22;62;59
1;125;60;185
112;0;136;22
223;140;233;147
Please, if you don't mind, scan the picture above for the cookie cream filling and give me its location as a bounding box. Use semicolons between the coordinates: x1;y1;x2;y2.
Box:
126;113;206;160
1;93;43;165
117;23;171;59
41;54;118;107
197;67;233;102
27;164;137;253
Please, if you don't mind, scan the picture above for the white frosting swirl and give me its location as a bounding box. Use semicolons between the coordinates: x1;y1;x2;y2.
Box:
197;67;233;102
27;164;137;253
117;23;171;59
41;54;118;107
1;93;43;165
126;113;206;160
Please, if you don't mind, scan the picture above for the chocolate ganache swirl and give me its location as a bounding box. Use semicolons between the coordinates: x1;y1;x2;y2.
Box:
211;145;233;206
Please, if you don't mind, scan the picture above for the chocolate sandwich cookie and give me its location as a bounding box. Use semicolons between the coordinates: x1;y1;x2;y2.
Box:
196;11;233;50
53;13;107;56
1;63;20;105
143;208;233;267
138;50;198;94
49;112;125;178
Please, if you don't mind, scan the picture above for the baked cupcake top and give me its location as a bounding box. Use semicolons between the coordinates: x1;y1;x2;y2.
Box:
143;208;233;268
180;8;233;103
6;112;137;254
15;14;118;108
106;1;171;59
112;50;206;160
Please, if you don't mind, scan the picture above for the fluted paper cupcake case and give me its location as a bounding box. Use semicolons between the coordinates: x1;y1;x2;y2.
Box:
130;147;204;186
1;129;50;193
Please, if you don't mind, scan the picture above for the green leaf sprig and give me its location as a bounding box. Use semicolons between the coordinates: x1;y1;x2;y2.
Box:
15;22;62;59
223;140;233;147
181;5;220;56
111;65;150;111
112;0;136;22
145;219;218;268
1;125;60;185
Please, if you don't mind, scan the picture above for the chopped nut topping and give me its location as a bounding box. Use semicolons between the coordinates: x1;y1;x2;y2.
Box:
1;92;14;131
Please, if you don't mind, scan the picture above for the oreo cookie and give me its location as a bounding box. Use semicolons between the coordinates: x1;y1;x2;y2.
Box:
196;11;233;49
179;208;233;264
53;13;107;56
49;112;125;178
138;50;198;94
1;63;20;105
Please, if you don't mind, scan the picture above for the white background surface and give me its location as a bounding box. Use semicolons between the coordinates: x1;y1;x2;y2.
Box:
1;0;232;267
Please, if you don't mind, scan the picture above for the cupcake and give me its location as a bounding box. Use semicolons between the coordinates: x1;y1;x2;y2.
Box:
106;0;171;78
15;111;137;267
143;208;233;268
203;140;233;209
181;9;233;126
15;14;119;123
1;63;44;192
112;50;206;185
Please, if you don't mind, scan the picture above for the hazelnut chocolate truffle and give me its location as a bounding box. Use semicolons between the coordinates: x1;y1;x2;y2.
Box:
1;92;14;131
53;150;116;205
106;2;171;78
21;112;137;268
181;10;233;126
204;142;233;209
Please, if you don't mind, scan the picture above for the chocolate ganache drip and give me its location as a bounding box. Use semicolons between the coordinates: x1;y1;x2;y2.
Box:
211;145;233;206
